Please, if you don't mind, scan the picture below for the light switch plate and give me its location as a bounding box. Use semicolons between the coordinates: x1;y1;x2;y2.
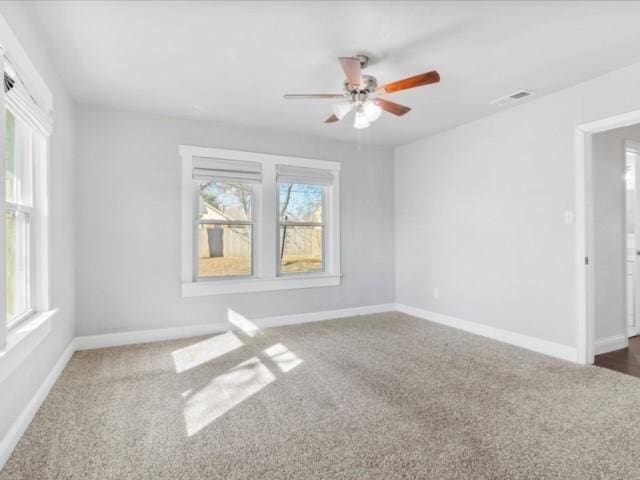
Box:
564;210;574;224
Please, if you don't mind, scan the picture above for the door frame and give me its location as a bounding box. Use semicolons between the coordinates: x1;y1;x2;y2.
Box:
576;109;640;364
625;140;640;338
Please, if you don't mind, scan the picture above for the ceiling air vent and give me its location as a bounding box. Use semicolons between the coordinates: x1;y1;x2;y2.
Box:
490;90;534;106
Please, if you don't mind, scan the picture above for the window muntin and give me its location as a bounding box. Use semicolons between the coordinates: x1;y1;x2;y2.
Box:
5;108;36;325
197;181;254;278
278;183;324;275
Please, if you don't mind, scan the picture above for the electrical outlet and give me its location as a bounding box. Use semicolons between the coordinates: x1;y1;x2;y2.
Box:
433;288;440;300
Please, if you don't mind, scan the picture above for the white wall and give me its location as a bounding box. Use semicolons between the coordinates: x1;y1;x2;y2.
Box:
0;3;76;441
74;105;395;336
395;60;640;349
592;124;640;342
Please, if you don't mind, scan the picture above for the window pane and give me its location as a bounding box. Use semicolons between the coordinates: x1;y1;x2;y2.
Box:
279;183;323;223
5;109;33;206
279;225;323;273
199;181;251;222
5;110;15;202
199;224;252;277
6;210;30;320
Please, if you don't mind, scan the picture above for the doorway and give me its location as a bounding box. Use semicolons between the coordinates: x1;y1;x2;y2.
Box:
575;110;640;366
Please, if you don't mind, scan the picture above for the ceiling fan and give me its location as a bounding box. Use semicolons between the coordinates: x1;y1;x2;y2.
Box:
283;54;440;129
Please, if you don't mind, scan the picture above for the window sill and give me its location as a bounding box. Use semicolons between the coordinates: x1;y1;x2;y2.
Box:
182;273;342;297
0;309;58;383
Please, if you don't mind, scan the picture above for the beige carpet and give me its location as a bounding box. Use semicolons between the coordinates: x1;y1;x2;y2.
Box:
3;312;640;479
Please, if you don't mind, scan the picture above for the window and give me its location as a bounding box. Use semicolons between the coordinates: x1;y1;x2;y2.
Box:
181;146;341;296
1;57;51;333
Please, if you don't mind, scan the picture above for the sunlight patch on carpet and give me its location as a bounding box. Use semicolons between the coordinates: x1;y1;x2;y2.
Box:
264;343;303;372
184;356;275;436
172;332;244;373
183;342;303;436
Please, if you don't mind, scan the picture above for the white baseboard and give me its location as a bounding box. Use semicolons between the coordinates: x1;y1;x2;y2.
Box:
74;303;396;351
0;340;75;470
395;304;578;362
74;322;229;351
254;303;396;329
75;303;395;350
594;334;627;355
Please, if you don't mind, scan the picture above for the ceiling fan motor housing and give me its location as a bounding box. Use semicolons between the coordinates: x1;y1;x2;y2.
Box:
344;75;378;97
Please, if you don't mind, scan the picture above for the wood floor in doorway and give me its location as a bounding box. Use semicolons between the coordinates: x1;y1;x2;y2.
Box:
595;336;640;377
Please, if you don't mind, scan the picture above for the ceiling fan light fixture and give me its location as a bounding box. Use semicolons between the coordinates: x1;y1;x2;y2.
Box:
354;108;370;129
332;101;353;120
363;101;382;122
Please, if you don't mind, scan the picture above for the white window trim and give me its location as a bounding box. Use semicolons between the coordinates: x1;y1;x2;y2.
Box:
180;145;341;296
0;51;7;348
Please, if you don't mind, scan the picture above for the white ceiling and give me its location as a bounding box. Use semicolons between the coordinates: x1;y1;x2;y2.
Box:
29;1;640;146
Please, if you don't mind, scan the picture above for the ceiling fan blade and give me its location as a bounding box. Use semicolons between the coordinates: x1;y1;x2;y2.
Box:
339;57;362;87
378;70;440;95
325;114;339;123
283;94;345;99
376;98;411;116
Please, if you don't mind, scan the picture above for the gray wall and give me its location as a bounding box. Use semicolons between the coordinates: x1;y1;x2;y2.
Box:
0;3;76;441
592;124;640;342
74;105;395;336
394;59;640;349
